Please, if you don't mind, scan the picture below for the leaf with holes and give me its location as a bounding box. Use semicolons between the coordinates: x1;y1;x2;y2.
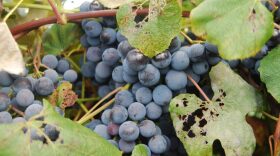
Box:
259;46;280;103
43;23;82;55
0;100;122;156
116;0;181;58
169;62;266;156
132;144;150;156
190;0;273;60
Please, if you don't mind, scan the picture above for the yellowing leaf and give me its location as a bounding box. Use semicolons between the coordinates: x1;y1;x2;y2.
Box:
169;63;266;156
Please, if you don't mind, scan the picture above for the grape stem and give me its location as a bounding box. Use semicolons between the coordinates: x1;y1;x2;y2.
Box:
11;9;189;37
0;0;3;13
180;31;204;44
77;97;100;103
262;111;278;121
47;0;66;24
3;0;24;22
10;106;24;116
274;23;280;30
187;75;211;102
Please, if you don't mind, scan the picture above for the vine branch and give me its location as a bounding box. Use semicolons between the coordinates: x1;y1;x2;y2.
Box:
47;0;66;24
11;9;189;36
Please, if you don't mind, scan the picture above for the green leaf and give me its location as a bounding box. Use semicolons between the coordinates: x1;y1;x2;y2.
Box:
43;23;82;55
132;144;150;156
169;62;265;156
259;46;280;103
0;100;122;156
97;0;144;8
190;0;273;60
116;0;181;58
182;0;203;11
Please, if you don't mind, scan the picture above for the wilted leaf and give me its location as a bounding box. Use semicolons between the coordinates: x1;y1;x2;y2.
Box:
259;46;280;103
116;0;181;58
43;23;82;55
48;81;78;109
169;62;265;156
0;100;122;156
190;0;273;60
132;144;150;156
0;22;25;75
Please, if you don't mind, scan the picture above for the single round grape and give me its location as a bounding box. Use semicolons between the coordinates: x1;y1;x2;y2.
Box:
112;66;125;83
107;122;120;136
24;104;43;120
118;139;135;154
85;119;101;130
131;82;144;95
12;117;26;123
123;59;138;76
116;31;127;42
86;47;102;63
138;120;157;138
101;109;112;125
152;51;172;69
0;71;13;87
80;1;103;12
152;85;172;106
192;61;209;75
100;28;117;45
0;111;12;123
30;128;44;141
108;139;118;148
146;102;162;120
35;77;54;96
16;89;34;107
95;62;112;79
119;121;139;141
26;76;37;91
168;36;181;53
117;40;134;58
44;124;59;141
188;44;205;58
165;70;187;91
163;135;171;152
155;125;162;135
42;55;58;69
12;77;32;93
102;16;117;28
204;42;218;54
123;71;138;84
171;50;190;70
80;35;90;48
148;135;168;154
126;49;149;71
63;69;78;83
111;105;128;124
102;48;121;66
81;62;96;78
84;21;102;37
44;69;59;83
115;90;134;107
138;64;160;87
98;85;112;98
128;102;146;121
0;93;10;111
94;124;111;139
207;56;221;66
79;1;91;12
87;36;101;46
56;59;70;74
94;74;108;84
135;87;152;104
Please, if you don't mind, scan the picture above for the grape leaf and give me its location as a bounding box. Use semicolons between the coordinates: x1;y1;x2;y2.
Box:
169;62;265;156
182;0;203;11
43;23;82;55
116;0;181;58
97;0;144;8
132;144;150;156
190;0;273;60
0;22;25;75
0;99;122;156
259;46;280;103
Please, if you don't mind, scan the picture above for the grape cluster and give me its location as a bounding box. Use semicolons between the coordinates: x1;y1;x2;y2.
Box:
0;54;78;142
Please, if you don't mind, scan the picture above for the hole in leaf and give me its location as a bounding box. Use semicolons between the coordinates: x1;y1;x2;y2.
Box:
212;139;226;156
